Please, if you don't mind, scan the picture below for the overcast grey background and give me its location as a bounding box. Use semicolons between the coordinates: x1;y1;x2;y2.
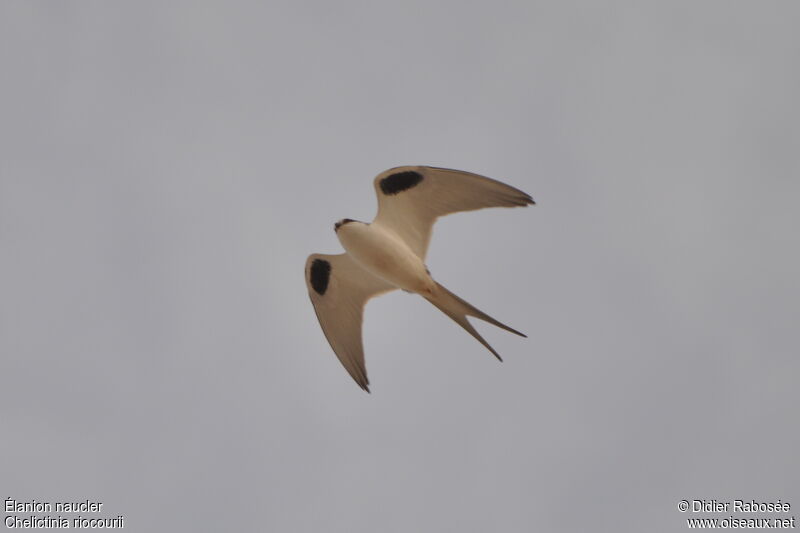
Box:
2;2;798;532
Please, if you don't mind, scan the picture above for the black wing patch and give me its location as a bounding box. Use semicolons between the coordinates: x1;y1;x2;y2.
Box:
379;171;423;195
309;259;332;295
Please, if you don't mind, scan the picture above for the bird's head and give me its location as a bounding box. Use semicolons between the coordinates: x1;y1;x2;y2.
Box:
334;218;357;232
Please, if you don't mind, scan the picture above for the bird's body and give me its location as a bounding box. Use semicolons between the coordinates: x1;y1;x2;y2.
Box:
305;165;534;391
336;220;433;296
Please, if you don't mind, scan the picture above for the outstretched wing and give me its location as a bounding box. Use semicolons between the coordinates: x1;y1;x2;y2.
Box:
304;253;396;392
372;166;534;259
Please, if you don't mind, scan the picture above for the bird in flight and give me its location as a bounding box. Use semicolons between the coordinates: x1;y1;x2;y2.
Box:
304;166;534;392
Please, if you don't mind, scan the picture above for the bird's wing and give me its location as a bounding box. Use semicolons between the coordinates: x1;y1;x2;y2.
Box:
305;253;396;392
371;166;534;259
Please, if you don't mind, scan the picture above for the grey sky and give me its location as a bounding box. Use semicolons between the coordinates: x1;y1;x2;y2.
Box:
1;2;798;532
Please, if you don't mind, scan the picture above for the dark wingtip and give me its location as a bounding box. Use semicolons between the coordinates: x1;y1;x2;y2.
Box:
509;193;534;206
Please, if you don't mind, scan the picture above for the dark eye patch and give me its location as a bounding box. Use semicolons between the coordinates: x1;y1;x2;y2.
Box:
309;259;331;295
379;171;423;195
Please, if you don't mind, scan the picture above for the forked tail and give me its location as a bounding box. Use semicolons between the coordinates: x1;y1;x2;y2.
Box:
423;281;526;361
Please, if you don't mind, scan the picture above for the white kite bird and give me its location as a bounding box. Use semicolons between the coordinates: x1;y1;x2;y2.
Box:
305;166;534;391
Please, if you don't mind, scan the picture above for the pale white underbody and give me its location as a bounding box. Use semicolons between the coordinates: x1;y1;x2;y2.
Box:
336;221;434;296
